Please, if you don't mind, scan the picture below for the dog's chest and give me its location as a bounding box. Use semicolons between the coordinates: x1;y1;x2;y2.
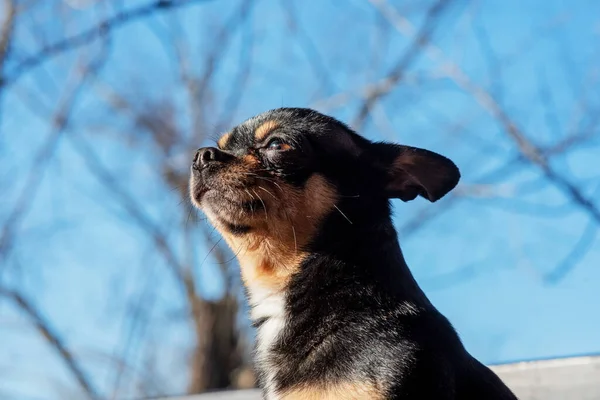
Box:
249;285;287;400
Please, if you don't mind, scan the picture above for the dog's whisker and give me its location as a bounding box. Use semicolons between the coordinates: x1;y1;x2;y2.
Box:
279;202;298;254
258;186;277;199
199;236;223;269
246;175;286;195
244;173;283;190
252;189;268;221
244;189;257;215
254;175;277;184
333;205;353;225
245;189;256;200
270;180;285;193
216;242;245;265
291;225;297;255
185;204;195;227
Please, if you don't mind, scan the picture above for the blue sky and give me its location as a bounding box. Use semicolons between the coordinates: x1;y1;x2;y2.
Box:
1;0;599;398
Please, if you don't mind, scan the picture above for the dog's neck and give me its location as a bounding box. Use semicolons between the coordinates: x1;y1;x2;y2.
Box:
237;196;432;316
306;196;431;307
235;233;306;293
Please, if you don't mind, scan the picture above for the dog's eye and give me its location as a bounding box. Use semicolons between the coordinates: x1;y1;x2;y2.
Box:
266;138;288;151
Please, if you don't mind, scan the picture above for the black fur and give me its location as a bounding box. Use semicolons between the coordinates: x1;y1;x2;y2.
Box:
192;108;518;399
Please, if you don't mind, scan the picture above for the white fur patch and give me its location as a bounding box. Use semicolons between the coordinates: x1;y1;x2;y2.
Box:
248;284;287;400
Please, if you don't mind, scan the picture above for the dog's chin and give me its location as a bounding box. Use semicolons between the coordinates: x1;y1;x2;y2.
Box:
197;189;265;232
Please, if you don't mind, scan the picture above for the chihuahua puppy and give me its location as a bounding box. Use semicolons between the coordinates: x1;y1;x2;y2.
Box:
189;108;517;400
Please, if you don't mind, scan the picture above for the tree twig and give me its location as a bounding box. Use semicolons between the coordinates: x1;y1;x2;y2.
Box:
544;218;598;284
0;287;100;399
0;0;213;90
370;0;600;227
352;0;453;130
0;42;109;266
0;0;17;83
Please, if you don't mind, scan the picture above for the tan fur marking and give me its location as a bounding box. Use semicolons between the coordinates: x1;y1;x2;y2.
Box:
214;174;337;290
243;154;259;166
254;120;280;141
281;382;383;400
217;132;231;149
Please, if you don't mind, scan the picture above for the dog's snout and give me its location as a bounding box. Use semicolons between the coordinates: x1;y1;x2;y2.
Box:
193;147;228;169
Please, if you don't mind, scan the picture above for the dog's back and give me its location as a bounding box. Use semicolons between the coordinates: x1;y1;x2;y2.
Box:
455;358;518;400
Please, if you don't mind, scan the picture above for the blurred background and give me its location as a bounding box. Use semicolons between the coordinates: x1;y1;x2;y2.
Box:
1;0;599;399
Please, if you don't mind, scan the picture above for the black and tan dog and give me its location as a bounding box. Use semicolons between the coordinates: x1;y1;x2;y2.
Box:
189;108;517;400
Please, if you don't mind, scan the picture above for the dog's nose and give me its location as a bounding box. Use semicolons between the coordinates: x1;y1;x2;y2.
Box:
193;147;227;169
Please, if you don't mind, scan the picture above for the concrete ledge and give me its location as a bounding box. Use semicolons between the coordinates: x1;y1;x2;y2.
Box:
153;355;600;400
490;355;600;400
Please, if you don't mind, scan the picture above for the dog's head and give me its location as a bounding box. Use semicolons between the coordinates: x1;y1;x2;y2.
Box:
189;108;459;286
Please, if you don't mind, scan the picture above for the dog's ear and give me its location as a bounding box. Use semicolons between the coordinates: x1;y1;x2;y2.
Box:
369;142;460;202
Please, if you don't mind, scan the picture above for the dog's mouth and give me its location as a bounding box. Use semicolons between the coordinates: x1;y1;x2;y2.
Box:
219;194;265;213
189;164;282;232
198;186;260;206
192;181;270;222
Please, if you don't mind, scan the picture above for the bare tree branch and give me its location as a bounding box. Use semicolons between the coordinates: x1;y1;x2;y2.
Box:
352;0;453;130
169;0;255;143
67;133;188;284
0;0;17;123
370;0;600;226
0;287;100;399
0;0;214;90
442;66;600;223
280;0;338;98
399;127;597;237
214;24;255;133
0;0;16;81
0;45;108;266
108;254;159;399
67;130;245;393
544;218;598;284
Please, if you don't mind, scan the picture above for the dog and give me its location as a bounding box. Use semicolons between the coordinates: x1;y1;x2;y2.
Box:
189;108;518;400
